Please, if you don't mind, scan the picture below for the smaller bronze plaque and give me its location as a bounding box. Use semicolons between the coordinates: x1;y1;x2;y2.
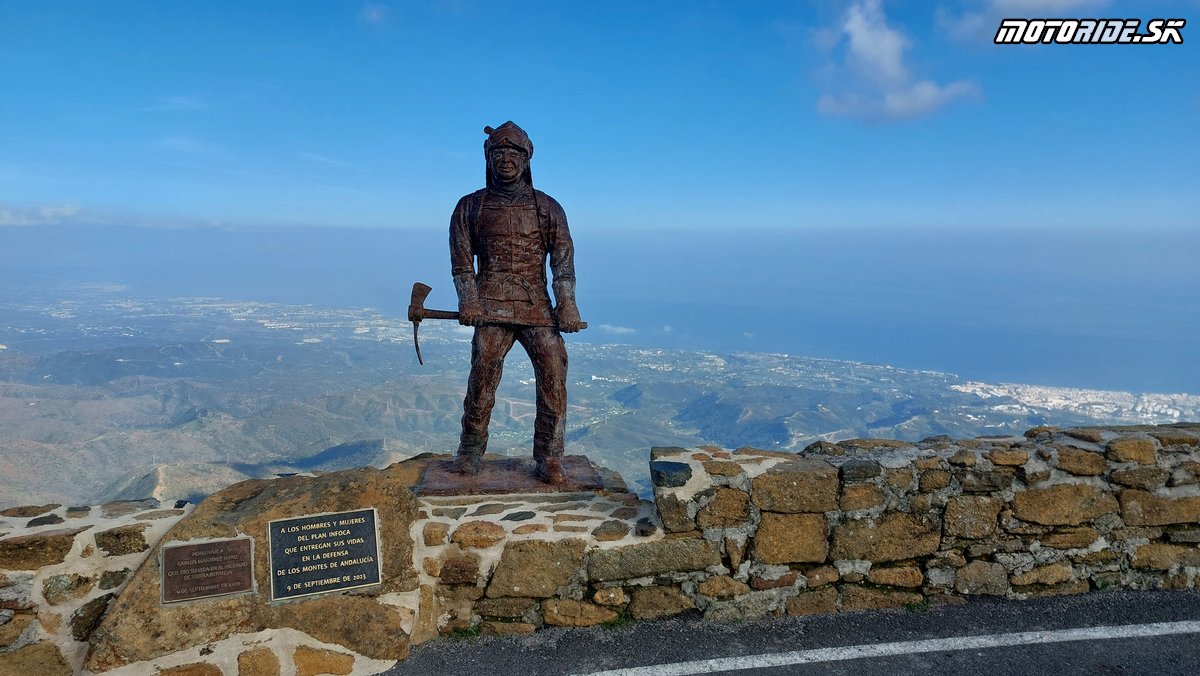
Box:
161;537;254;604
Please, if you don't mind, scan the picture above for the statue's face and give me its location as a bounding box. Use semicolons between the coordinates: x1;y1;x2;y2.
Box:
488;146;528;184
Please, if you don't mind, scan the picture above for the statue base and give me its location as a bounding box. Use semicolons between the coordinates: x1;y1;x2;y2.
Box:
414;455;605;496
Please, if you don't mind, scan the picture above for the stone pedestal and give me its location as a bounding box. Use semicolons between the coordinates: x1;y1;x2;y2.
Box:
415;455;605;496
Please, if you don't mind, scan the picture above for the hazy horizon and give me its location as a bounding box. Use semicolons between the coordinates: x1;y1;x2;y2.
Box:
4;222;1197;395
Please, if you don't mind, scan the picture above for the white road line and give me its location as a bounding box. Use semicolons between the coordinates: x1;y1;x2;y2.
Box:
576;620;1200;676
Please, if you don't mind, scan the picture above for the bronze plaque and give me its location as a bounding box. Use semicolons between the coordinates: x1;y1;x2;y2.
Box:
268;508;382;601
161;537;254;604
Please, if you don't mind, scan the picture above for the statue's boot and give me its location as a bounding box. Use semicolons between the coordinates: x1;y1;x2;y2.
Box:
455;452;482;475
535;456;564;485
532;408;565;485
455;432;486;475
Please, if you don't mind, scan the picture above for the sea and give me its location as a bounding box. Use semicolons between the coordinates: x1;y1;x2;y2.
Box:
3;224;1197;394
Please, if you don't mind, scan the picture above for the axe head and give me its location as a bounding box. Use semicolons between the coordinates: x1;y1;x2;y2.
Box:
408;282;433;322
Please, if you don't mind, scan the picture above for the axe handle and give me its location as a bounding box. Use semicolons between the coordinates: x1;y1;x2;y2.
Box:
408;305;460;322
410;308;460;366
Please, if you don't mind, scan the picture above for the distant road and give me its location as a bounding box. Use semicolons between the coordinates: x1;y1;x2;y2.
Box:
388;589;1200;675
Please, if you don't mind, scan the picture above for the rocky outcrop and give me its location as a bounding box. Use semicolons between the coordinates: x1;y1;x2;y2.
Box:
84;464;420;672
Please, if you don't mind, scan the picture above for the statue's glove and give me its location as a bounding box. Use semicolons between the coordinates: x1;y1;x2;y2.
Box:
555;302;585;333
552;279;585;333
454;273;485;327
459;300;484;327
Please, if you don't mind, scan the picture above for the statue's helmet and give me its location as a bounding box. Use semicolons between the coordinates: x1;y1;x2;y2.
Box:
484;121;534;188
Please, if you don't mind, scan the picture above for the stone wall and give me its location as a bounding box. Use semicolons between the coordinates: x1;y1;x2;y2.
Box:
0;500;190;675
413;424;1200;637
640;424;1200;618
1;424;1198;675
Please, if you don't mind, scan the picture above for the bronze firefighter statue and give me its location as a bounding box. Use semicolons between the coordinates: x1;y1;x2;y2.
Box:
410;121;586;484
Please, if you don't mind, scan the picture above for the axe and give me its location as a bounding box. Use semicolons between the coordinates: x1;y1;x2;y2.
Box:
407;282;459;366
407;282;587;365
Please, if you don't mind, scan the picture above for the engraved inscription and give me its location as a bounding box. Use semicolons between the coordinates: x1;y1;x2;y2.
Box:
161;538;254;604
269;508;382;601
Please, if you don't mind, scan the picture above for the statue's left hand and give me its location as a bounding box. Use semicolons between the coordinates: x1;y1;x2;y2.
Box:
555;304;586;333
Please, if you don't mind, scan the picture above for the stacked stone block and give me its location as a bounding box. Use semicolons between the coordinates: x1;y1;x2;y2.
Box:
409;490;665;639
646;424;1200;618
0;500;183;675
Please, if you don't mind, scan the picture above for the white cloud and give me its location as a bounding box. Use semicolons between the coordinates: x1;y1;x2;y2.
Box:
990;0;1107;11
937;0;1110;42
844;0;910;87
882;79;980;118
598;324;637;335
360;3;391;26
815;0;980;121
0;203;83;226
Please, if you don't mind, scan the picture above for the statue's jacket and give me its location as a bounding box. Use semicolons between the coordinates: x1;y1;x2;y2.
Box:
450;185;576;327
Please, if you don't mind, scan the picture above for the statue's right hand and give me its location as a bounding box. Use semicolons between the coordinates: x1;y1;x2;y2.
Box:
458;301;485;326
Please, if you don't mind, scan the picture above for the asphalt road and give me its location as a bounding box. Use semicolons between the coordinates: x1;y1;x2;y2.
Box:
387;589;1200;676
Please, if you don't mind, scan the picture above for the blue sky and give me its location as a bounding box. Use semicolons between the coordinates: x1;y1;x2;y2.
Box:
1;0;1196;232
